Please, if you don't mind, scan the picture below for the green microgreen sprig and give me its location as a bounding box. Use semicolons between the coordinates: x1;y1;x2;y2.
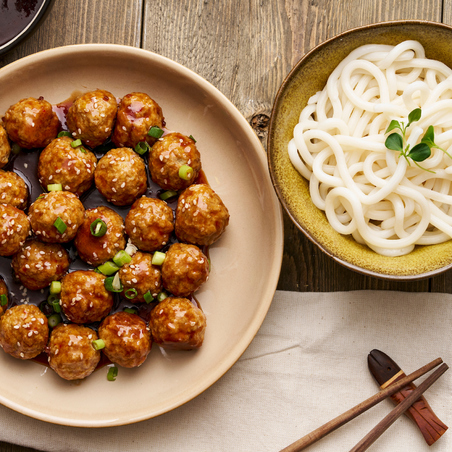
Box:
384;108;452;173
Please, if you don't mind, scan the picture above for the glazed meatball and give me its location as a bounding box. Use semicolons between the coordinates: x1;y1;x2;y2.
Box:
112;92;164;148
11;240;70;291
74;206;125;266
2;97;59;149
125;196;174;252
66;89;117;148
161;243;209;297
118;251;162;302
94;147;147;206
0;124;10;168
37;136;97;196
0;304;48;359
98;312;151;368
0;279;8;317
48;323;100;380
0;170;28;210
150;297;206;350
175;184;229;246
149;132;201;190
0;203;30;256
28;190;84;243
60;271;114;324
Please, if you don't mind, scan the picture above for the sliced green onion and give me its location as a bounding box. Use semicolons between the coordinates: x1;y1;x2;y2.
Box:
97;261;119;276
157;291;168;302
189;135;196;143
58;131;72;138
12;143;21;154
107;365;118;381
125;288;138;299
47;294;61;312
48;314;61;328
47;183;62;191
0;294;7;306
47;293;59;304
50;281;62;295
124;307;138;315
71;139;83;148
152;251;166;266
53;217;67;234
143;291;154;304
51;300;61;313
159;190;178;201
92;339;105;350
148;126;164;139
39;300;53;316
90;219;108;237
113;250;131;267
104;273;123;292
178;164;193;180
134;141;150;155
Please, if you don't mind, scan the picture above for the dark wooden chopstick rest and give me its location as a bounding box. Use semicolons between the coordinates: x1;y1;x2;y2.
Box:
368;349;448;445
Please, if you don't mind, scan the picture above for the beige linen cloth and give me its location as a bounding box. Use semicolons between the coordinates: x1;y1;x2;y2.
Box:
0;290;450;452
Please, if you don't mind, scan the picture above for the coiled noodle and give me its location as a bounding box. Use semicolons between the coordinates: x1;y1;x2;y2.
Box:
289;40;452;256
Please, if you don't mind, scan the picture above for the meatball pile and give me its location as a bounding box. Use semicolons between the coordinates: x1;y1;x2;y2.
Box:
0;89;229;382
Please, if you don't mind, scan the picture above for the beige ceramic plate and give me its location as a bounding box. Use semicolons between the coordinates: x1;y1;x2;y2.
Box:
0;44;283;426
269;20;452;280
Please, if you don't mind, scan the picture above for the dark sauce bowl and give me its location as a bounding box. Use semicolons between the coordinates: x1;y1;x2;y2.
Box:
0;0;54;55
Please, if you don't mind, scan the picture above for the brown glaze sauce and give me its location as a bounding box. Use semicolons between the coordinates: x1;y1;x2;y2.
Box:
0;94;208;369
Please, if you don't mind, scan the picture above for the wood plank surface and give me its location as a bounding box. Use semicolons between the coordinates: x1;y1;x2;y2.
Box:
0;0;449;451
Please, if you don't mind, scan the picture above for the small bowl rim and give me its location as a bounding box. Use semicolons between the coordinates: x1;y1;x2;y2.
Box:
268;19;452;281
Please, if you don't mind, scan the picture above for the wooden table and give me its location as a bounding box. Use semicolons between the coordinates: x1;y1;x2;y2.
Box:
0;1;450;451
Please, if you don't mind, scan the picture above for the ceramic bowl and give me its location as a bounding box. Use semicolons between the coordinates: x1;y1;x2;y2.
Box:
268;20;452;280
0;44;283;426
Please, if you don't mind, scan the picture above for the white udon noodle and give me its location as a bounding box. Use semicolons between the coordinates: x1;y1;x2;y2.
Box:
288;40;452;256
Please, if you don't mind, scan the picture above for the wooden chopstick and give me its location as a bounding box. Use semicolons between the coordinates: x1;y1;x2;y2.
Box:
349;362;449;452
279;357;443;452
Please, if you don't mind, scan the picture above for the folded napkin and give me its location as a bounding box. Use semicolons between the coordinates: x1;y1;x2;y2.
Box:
0;290;450;452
